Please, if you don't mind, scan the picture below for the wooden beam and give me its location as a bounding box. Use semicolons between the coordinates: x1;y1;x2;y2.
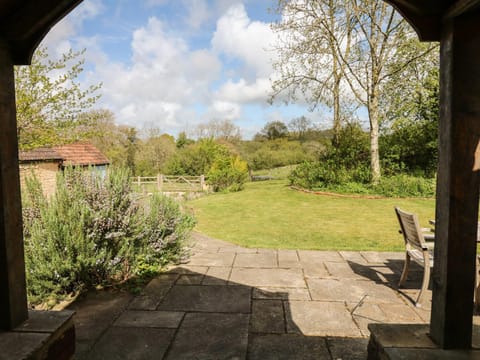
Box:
0;0;83;64
444;0;480;19
430;9;480;349
0;39;28;330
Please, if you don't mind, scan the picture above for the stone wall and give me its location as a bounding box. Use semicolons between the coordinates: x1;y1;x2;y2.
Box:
19;161;60;198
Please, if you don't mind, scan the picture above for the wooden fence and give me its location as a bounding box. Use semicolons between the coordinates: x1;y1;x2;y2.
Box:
133;174;206;193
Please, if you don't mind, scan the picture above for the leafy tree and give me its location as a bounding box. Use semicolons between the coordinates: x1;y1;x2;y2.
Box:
135;131;176;176
257;121;289;140
176;131;194;149
380;40;439;176
165;138;229;176
15;46;101;150
271;0;436;183
83;109;138;172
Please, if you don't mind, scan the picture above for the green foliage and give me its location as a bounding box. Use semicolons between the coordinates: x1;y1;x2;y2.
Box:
207;155;249;192
141;193;196;265
164;139;248;192
22;167;195;305
135;133;176;176
289;160;370;189
289;162;435;198
289;123;371;188
373;175;436;198
165;138;227;176
240;139;316;171
380;40;439;176
256;121;289;140
15;46;101;150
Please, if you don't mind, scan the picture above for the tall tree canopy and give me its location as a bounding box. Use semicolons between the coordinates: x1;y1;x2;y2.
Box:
15;47;101;150
271;0;437;182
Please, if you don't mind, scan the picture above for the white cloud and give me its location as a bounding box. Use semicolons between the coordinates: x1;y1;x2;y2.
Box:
89;17;222;132
36;1;310;137
212;3;276;78
208;101;242;121
215;78;272;104
183;0;210;29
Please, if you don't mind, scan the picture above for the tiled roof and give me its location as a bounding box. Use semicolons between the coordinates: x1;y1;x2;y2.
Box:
19;143;109;166
54;143;110;166
19;147;63;162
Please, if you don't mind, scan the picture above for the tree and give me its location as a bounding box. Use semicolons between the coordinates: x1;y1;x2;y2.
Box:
15;46;101;150
257;121;289;140
195;119;241;142
271;0;436;183
135;129;176;176
271;0;354;141
288;116;312;141
83;109;137;172
176;131;194;149
380;40;439;175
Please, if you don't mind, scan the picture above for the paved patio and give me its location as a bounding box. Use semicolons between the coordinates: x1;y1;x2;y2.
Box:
69;232;434;359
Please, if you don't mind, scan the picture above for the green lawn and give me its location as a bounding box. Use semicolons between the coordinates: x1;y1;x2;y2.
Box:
188;180;435;251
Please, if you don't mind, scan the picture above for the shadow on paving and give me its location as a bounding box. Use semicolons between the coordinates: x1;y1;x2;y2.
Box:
347;258;431;307
68;266;369;360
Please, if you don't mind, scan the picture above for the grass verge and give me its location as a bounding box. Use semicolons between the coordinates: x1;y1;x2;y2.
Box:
188;180;435;251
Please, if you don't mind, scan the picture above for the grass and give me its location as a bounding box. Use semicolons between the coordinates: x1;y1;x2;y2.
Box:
188;179;435;252
251;165;298;179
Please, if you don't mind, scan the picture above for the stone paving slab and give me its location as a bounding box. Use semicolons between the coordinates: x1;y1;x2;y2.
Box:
278;250;303;268
234;252;278;268
350;301;426;336
87;327;175;360
307;278;404;304
286;301;363;337
339;251;369;264
250;299;285;334
113;310;184;328
68;290;133;347
176;274;204;285
128;274;178;311
248;334;331;360
165;313;249;360
303;263;330;278
186;251;236;266
327;337;369;360
158;284;251;313
298;250;344;263
253;286;311;301
230;267;306;287
202;266;231;285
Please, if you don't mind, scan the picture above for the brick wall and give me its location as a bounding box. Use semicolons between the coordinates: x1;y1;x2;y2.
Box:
19;161;60;198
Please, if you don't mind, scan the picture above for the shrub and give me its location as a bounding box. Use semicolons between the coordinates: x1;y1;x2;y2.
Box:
373;174;435;197
207;155;249;192
22;167;195;305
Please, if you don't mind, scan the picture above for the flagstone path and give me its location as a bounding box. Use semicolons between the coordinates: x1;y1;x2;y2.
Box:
69;232;432;359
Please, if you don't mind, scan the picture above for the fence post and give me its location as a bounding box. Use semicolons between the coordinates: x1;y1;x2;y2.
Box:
137;176;140;187
158;174;163;192
200;175;205;191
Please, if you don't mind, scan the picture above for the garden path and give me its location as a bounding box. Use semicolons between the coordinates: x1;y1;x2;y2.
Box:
68;232;434;359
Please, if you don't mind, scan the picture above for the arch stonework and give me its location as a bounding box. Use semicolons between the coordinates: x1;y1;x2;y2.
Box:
1;0;480;353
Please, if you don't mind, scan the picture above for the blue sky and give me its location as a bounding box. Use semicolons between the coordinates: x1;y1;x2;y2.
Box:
41;0;327;139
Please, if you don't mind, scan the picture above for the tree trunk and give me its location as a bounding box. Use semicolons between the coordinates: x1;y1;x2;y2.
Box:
368;86;381;183
332;65;342;146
